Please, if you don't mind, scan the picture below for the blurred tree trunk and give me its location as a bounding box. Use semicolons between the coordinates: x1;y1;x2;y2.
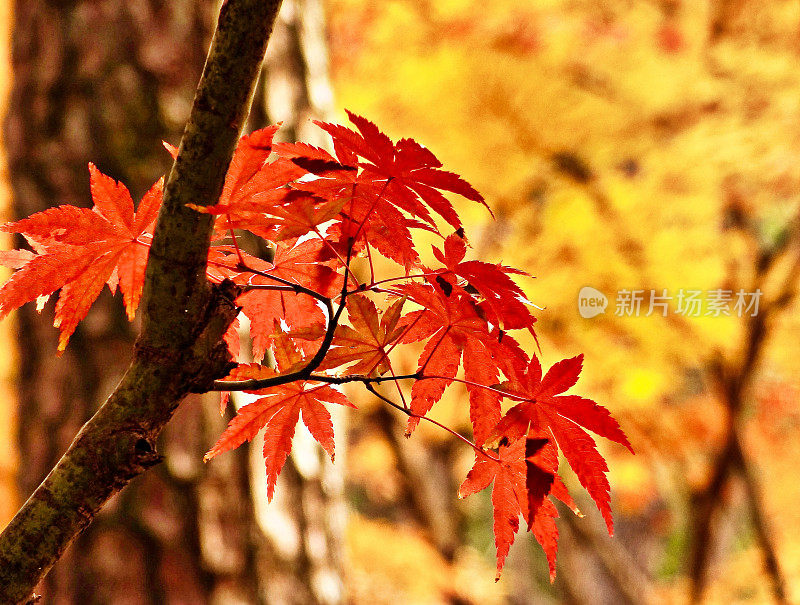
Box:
240;2;348;603
0;2;18;530
5;1;345;602
4;2;271;602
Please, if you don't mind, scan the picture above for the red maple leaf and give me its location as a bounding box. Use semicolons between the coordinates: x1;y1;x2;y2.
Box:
491;354;633;533
336;190;424;270
459;432;584;581
193;124;420;269
459;441;527;579
459;438;563;580
186;125;308;240
393;280;528;444
0;164;162;350
315;111;491;231
265;195;349;243
283;162;425;269
431;233;537;334
0;117;634;584
204;337;355;500
274;113;492;270
317;294;406;376
229;239;340;361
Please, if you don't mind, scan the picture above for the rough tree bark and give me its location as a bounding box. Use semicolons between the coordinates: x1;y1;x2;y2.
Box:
3;2;224;601
0;1;284;602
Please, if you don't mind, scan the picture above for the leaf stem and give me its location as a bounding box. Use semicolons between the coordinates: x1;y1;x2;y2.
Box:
364;383;498;462
420;373;529;403
227;218;246;266
350;271;443;295
207;257;330;305
349;177;393;245
312;226;361;289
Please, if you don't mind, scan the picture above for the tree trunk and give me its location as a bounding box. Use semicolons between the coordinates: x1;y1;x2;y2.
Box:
4;2;274;602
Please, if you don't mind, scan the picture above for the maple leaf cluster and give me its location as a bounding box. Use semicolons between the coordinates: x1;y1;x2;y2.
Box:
0;111;631;580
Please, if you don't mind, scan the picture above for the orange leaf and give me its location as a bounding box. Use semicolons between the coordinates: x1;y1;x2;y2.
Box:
0;165;163;349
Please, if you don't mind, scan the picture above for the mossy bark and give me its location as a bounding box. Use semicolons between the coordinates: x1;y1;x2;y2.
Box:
0;1;283;602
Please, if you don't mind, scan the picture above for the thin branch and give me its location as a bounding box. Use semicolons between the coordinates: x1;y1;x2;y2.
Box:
302;248;353;369
733;433;789;604
211;371;420;392
690;215;799;604
215;248;353;394
208;258;331;305
240;283;298;293
350;271;442;295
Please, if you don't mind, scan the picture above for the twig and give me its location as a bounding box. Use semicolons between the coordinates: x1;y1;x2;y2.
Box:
561;510;658;605
733;433;788;604
210;371;420;391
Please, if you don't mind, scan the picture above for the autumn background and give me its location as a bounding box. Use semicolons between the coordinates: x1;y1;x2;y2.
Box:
1;1;799;604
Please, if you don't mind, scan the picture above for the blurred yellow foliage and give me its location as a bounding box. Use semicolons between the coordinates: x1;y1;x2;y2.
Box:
347;515;503;605
330;0;800;600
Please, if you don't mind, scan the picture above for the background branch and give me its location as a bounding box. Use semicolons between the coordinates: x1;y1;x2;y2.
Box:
689;218;799;604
